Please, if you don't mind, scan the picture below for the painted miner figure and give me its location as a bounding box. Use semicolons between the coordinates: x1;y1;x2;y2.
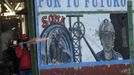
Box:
96;19;123;61
49;29;71;64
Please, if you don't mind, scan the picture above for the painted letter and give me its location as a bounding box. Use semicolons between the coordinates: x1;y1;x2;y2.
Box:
67;0;71;7
41;16;48;28
47;0;52;7
85;0;89;7
100;0;104;7
60;16;65;25
49;15;53;23
74;0;79;7
92;0;97;7
114;0;120;7
55;15;60;23
39;0;44;7
107;0;112;7
54;0;61;8
121;0;126;7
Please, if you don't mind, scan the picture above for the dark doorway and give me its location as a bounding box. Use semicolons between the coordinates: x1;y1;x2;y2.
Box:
110;13;129;59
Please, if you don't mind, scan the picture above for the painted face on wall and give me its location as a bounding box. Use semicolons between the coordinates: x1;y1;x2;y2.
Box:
100;32;115;51
99;19;115;52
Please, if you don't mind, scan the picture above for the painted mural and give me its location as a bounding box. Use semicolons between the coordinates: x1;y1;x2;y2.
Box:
34;0;134;75
37;13;130;64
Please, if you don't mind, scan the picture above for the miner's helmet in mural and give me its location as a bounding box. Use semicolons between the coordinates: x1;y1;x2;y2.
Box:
99;19;115;40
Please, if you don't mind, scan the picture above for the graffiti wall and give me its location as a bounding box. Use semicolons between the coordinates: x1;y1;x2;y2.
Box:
34;0;133;75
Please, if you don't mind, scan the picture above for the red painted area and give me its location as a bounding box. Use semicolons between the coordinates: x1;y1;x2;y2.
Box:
40;64;130;75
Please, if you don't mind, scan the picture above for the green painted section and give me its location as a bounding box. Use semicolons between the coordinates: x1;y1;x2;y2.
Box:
26;0;38;75
127;1;134;75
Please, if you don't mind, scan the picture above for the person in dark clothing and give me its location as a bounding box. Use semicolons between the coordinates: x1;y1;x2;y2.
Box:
2;43;19;75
